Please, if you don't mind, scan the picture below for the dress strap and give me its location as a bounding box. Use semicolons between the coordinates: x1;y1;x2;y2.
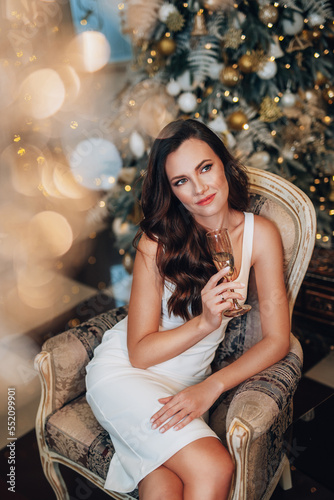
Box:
241;212;254;273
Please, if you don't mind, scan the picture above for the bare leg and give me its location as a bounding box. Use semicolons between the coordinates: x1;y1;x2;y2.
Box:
138;465;183;500
164;437;234;500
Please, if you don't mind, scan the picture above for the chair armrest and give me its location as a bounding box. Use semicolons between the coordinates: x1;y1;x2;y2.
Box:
35;306;128;413
226;334;302;440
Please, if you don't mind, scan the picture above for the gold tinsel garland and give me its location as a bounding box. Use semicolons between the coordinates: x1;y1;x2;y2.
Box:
259;96;283;122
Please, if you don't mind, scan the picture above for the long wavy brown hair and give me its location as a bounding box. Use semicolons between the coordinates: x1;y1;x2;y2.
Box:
136;119;249;320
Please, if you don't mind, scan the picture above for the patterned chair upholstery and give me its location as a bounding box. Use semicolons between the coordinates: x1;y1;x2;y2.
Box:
34;167;316;500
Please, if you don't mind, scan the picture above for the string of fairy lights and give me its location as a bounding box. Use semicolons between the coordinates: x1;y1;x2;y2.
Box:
104;0;334;256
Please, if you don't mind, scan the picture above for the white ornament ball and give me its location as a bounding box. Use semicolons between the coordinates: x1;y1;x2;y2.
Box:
176;71;193;91
208;115;228;133
256;60;277;80
248;151;271;169
177;92;197;113
209;62;224;80
282;147;295;160
166;79;181;96
280;90;297;108
282;12;304;35
129;131;145;159
159;3;177;23
307;12;325;28
226;132;236;149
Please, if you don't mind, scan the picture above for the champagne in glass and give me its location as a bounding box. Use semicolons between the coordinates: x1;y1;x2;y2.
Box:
206;228;251;318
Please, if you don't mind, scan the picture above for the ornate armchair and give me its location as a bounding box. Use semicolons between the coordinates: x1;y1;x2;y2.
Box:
34;167;316;500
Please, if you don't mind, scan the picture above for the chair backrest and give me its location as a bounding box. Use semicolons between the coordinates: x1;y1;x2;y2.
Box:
247;166;316;315
213;167;316;367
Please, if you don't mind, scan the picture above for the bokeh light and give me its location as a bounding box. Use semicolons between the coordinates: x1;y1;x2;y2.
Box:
67;31;111;73
2;143;44;197
24;211;73;259
0;59;17;109
68;138;122;190
18;68;66;119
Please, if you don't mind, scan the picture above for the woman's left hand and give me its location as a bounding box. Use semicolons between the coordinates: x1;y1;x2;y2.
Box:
150;378;222;433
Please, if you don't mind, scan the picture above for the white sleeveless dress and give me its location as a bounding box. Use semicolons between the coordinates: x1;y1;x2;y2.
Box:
85;212;254;493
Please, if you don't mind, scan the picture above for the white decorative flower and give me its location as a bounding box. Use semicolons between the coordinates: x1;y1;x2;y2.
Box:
158;3;177;23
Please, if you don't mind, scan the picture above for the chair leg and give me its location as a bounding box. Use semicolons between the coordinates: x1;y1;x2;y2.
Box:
41;453;70;500
227;417;251;500
278;455;292;491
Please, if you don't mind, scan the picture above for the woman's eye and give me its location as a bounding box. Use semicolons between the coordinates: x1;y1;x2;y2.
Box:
201;164;212;173
174;178;187;186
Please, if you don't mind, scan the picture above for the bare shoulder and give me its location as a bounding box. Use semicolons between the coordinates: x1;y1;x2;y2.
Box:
136;232;158;259
253;214;281;239
252;214;283;262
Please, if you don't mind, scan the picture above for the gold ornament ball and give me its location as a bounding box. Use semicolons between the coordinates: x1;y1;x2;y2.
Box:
157;36;177;56
315;71;328;86
259;5;279;25
220;66;240;87
322;85;334;103
238;53;256;73
227;110;248;130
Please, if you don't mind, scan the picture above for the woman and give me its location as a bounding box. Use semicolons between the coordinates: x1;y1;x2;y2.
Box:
85;119;290;500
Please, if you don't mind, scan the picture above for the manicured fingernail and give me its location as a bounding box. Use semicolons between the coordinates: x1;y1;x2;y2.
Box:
152;423;157;429
159;427;165;433
173;426;179;431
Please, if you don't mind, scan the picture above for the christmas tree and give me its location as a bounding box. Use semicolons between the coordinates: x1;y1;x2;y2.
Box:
106;0;334;265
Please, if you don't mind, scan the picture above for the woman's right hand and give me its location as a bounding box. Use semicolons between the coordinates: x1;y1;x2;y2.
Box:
199;268;245;332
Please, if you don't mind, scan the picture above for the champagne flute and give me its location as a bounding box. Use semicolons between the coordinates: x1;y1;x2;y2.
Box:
206;228;251;318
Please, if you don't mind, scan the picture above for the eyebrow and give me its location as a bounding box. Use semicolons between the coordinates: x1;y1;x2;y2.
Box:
169;159;211;182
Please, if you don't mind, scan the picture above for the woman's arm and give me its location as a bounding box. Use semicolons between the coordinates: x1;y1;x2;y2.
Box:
208;215;290;394
127;234;245;369
150;216;291;432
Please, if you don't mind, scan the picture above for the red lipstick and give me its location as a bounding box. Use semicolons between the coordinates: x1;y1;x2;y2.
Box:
196;193;216;206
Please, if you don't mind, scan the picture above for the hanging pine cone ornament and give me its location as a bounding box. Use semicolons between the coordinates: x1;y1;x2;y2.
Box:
238;53;257;73
259;96;283;122
227;110;248;130
220;66;240;86
157;35;177;56
259;4;279;25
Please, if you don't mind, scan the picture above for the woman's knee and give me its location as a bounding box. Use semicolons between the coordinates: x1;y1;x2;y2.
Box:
198;447;234;488
138;466;183;500
165;437;234;492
